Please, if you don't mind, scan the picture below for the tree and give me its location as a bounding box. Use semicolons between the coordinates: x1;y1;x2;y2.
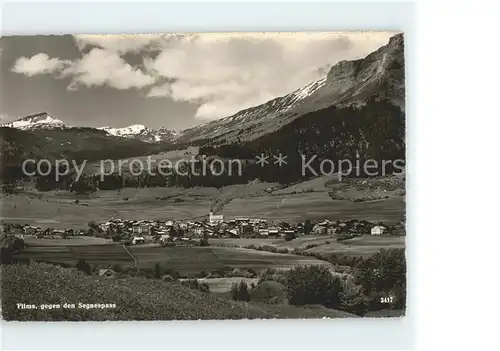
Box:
1;183;18;195
286;265;342;308
199;231;209;246
87;220;101;236
303;220;314;235
355;248;406;310
76;259;92;275
70;178;97;195
153;263;163;279
231;281;250;301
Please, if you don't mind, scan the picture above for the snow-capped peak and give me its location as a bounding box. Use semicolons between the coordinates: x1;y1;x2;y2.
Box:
98;124;147;137
98;124;179;143
1;112;66;130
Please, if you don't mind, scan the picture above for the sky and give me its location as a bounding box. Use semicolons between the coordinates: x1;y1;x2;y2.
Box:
1;32;397;131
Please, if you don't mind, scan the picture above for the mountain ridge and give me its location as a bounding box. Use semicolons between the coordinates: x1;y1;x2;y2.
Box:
179;32;404;144
2;114;179;144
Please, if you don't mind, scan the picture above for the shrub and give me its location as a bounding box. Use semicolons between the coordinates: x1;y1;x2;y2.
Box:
153;263;163;279
198;270;209;278
161;274;175;282
355;248;406;310
284;232;296;241
162;269;180;280
258;268;287;285
75;259;91;275
179;279;210;293
303;219;314;235
111;264;123;273
250;280;287;304
247;268;257;277
338;277;367;315
180;279;200;290
286;265;342;308
198;282;210;293
231;281;250;301
199;238;209;247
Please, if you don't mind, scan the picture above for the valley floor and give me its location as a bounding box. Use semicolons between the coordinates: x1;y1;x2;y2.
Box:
0;175;405;229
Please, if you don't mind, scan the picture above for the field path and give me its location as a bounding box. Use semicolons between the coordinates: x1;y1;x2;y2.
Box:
122;244;138;268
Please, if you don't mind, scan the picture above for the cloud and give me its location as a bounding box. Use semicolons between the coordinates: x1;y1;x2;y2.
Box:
142;32;398;120
10;32;398;119
73;33;186;54
11;53;71;76
63;48;156;90
11;49;155;91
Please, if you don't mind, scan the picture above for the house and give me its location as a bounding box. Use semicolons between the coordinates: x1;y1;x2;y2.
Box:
268;227;280;237
371;226;386;235
98;268;117;278
23;226;39;235
313;224;326;234
281;229;296;238
132;236;146;244
235;217;249;222
326;227;337;235
159;234;171;243
259;229;269;237
132;224;151;235
318;220;333;226
227;228;239;237
209;212;224;225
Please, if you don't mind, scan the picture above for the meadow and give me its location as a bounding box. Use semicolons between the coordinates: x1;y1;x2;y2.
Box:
0;184;404;228
210;234;406;257
17;243;332;276
1;262;355;321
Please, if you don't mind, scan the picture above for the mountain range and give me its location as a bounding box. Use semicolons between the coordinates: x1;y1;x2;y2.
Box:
2;113;179;144
1;33;405;186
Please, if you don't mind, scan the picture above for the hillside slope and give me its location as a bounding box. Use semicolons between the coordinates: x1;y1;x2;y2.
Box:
180;33;404;144
1;262;355;321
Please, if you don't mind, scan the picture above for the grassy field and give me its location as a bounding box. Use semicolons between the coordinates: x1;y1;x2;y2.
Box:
210;235;406;257
223;193;404;224
17;243;134;267
1;262;355;321
0;190;404;228
306;235;406;256
16;243;332;276
23;236;112;246
1;174;404;228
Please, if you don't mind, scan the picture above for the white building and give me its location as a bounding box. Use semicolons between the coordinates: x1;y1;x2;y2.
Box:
132;236;146;244
209;212;224;224
371;226;386;235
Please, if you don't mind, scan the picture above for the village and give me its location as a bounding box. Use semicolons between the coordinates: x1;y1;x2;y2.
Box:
1;210;403;246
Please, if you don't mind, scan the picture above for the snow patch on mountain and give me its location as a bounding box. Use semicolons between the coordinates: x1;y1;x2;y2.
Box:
1;112;67;130
98;124;147;137
98;124;179;143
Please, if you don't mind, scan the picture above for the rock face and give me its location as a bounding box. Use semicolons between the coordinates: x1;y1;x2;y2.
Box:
179;33;405;144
